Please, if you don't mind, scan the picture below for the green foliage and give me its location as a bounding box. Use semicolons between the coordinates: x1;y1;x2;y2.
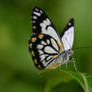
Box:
40;70;92;92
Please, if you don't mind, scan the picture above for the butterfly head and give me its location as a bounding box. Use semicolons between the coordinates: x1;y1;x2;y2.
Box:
67;49;74;56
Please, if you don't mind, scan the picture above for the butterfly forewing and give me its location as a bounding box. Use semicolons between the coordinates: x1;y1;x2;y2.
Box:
32;7;61;44
60;19;74;51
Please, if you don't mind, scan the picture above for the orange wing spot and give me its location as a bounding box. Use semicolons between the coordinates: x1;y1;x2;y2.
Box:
47;65;52;69
31;51;35;56
37;65;42;69
57;42;63;53
29;43;32;48
31;37;36;42
47;63;60;69
38;34;44;39
34;59;37;64
52;63;60;69
54;55;59;59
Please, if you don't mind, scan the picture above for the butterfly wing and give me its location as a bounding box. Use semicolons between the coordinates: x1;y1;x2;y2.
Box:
29;34;63;70
29;7;63;70
60;19;74;51
32;7;61;44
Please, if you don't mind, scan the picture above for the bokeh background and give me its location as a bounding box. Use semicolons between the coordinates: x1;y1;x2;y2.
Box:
0;0;92;92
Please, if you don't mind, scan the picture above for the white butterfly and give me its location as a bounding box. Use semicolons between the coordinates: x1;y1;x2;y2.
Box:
28;7;74;70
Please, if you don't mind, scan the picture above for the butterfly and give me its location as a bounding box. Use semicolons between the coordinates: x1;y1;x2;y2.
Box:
28;7;74;70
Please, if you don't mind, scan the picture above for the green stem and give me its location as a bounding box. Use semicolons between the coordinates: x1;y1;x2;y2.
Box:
80;73;89;92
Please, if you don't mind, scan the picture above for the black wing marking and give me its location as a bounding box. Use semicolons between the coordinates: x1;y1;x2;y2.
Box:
32;7;55;33
60;18;74;37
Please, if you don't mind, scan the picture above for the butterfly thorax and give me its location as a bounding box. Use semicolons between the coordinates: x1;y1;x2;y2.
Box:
61;49;74;64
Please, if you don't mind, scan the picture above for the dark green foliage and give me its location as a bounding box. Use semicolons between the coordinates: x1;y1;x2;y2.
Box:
40;70;92;92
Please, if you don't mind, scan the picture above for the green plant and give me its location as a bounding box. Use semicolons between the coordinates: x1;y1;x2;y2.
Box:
40;70;92;92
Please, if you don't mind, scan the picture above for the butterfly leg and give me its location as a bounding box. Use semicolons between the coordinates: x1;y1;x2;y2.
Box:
69;57;78;72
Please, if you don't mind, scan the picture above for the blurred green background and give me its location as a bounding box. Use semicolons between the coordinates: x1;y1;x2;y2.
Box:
0;0;92;92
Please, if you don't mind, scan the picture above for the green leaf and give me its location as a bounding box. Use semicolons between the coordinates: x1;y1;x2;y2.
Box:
40;70;92;92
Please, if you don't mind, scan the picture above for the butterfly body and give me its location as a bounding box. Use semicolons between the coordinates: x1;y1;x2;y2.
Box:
28;7;74;70
61;49;74;64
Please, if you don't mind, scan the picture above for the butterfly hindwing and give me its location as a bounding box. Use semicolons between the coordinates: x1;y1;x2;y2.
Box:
60;19;74;51
29;34;62;70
